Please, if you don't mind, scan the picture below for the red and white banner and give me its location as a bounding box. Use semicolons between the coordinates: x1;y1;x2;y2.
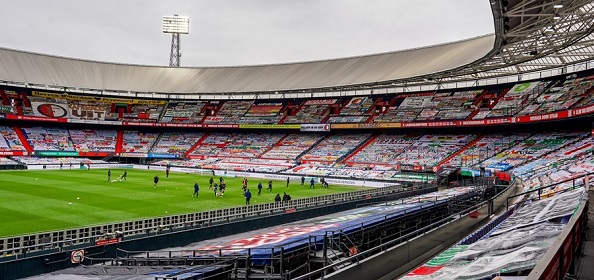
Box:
304;99;337;105
30;101;70;118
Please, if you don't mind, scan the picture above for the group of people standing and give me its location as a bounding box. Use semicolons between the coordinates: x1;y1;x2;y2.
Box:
106;167;328;206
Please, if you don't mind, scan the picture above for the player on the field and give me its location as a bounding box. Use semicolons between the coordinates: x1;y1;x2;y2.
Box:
267;180;273;192
286;177;290;188
107;169;111;182
257;182;263;196
245;189;252;205
193;182;199;197
301;176;305;186
165;167;170;179
209;177;214;190
153;175;159;188
120;170;127;181
310;178;315;189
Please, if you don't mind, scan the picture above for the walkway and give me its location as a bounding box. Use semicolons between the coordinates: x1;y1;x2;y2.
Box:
575;190;594;279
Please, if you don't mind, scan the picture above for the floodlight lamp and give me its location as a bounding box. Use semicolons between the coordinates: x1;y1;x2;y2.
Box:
553;4;563;9
163;15;190;34
553;13;561;20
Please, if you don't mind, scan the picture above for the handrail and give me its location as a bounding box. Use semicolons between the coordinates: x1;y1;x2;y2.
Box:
0;184;430;258
506;171;593;208
290;201;488;280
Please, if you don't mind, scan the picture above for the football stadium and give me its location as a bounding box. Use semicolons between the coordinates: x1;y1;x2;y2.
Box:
0;1;594;280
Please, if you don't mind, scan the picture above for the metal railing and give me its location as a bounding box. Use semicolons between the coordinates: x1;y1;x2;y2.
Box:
0;184;427;259
506;171;593;209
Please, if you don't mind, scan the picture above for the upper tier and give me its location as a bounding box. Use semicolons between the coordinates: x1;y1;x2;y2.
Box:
1;70;594;129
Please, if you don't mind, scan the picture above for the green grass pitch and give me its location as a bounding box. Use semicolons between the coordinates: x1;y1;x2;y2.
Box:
0;168;367;237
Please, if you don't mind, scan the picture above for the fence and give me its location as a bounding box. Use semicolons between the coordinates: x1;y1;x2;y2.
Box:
0;184;425;259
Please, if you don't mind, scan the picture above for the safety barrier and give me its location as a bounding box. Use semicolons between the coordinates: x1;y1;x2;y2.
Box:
0;184;428;259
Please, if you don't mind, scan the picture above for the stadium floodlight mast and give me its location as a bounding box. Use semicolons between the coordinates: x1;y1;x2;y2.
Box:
162;14;189;67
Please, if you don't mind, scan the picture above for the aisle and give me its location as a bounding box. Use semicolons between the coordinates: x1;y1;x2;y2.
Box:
575;190;594;280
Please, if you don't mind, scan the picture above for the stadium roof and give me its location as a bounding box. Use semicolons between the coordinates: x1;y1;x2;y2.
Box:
0;0;593;98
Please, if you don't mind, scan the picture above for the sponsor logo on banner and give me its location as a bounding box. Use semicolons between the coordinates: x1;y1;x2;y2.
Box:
300;124;330;132
346;97;366;107
245;105;283;116
0;105;12;113
203;116;225;123
69;103;108;120
32;91;167;105
239;124;300;129
31;102;70;118
95;237;121;246
331;122;401;129
304;99;337;105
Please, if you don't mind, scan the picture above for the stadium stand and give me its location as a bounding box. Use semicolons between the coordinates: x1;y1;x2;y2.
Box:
121;131;159;155
21;126;75;151
69;129;117;152
441;133;531;167
203;101;253;124
300;133;372;162
149;131;205;157
237;102;284;124
188;132;285;159
0;126;26;152
160;101;206;123
283;99;336;124
481;131;587;172
259;133;325;160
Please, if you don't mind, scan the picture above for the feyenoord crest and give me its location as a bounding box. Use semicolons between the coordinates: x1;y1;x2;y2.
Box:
36;103;68;118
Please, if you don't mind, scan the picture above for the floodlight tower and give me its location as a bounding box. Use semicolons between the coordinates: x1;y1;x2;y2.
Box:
162;15;189;67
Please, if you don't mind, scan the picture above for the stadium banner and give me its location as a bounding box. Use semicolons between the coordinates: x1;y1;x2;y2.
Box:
4;113;68;122
244;104;283;116
30;101;71;118
32;91;167;105
95;237;121;246
0;105;13;113
331;122;402;129
68;119;122;125
203;124;239;128
304;99;337;105
239;124;300;129
398;96;435;109
147;153;179;159
508;81;539;95
69;103;108;120
119;153;148;158
78;152;110;157
0;151;27;156
346;97;367;107
300;124;330;132
203;116;225;123
26;163;131;170
35;151;79;157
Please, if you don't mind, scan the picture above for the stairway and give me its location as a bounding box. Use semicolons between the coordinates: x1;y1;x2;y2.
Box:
13;126;34;154
341;134;378;163
184;132;210;158
437;135;485;167
295;134;329;161
114;130;124;154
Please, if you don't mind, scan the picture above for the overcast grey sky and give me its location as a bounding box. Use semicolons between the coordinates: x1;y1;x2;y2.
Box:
0;0;493;67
